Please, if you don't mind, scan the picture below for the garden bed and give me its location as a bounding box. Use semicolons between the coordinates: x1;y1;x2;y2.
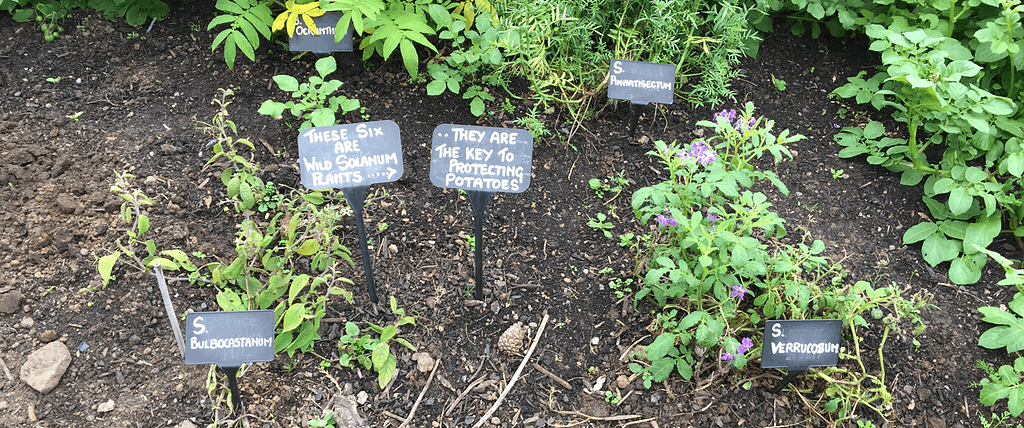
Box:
0;3;1018;428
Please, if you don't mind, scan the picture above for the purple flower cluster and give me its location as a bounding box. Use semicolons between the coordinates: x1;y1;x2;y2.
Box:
675;140;717;166
713;108;756;132
721;337;755;361
706;212;719;224
729;284;747;299
656;209;678;227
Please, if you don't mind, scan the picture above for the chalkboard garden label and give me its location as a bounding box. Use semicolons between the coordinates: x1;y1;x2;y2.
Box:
288;12;354;53
184;310;275;367
429;124;533;193
298;120;403;190
430;124;534;299
607;59;676;105
761;319;842;370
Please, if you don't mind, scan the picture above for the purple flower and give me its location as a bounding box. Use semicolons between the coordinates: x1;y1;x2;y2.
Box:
738;338;754;354
656;210;678;227
729;285;747;299
721;352;735;361
735;117;757;132
714;109;737;125
706;212;719;223
833;123;841;129
689;140;717;166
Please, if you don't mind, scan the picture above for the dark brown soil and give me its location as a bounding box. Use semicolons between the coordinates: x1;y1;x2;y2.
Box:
0;4;1018;428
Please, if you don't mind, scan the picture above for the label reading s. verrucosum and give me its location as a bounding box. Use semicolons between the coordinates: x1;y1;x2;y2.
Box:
430;125;533;193
761;319;842;370
184;310;275;366
607;59;676;105
298;120;404;189
288;12;353;53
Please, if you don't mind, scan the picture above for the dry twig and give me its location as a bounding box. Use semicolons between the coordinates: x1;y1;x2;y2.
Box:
472;312;550;428
398;358;441;428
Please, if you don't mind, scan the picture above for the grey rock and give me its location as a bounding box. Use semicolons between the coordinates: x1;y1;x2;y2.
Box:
177;421;198;428
97;399;115;413
0;290;23;315
331;395;366;428
20;341;72;393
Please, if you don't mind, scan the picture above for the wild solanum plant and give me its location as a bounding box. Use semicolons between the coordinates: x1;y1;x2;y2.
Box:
208;0;273;70
258;56;361;129
337;296;417;389
626;105;932;423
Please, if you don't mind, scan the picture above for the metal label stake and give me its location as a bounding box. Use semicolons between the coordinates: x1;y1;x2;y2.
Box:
342;185;377;303
467;190;493;299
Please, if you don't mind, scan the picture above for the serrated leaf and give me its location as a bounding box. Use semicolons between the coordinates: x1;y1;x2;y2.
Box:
645;333;677;361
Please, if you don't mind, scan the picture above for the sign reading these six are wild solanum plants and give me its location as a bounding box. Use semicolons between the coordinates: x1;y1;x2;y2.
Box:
430;124;534;299
298;120;405;303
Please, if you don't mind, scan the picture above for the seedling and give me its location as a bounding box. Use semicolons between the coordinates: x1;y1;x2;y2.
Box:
46;76;60;83
65;111;83;122
831;168;845;179
771;74;787;91
587;212;614;238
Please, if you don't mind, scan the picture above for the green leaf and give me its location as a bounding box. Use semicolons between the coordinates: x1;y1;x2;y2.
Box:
649;358;675;382
273;74;299;92
949;253;985;285
372;341;391;370
281;303;306;332
288;274;310;304
980;383;1009;406
675;359;693;380
98;252;121;287
380;324;397;343
315;56;337;78
947;187;973;215
963;213;1001;254
645;333;677;361
296;239;319;256
903;222;938;244
921;233;959;266
863;121;885;139
376;353;397;388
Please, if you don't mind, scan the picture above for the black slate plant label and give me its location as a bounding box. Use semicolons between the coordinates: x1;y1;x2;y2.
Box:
761;319;842;370
429;124;533;193
298;120;404;190
184;310;275;366
288;12;354;53
607;59;676;105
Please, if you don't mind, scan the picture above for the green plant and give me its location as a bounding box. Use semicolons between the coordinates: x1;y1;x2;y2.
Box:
258;56;361;129
377;221;388;232
337;296;417;388
979;411;1024;428
65;111;82;121
199;88;267;212
425;3;502;116
831;168;844;179
609;277;633;299
308;410;336;427
95;170;156;290
624;105;929;424
208;0;273;70
771;74;786;91
587;212;614;238
604;390;621;404
975;358;1024;417
45;76;60;83
588;171;628;203
466;235;476;251
512;105;551;142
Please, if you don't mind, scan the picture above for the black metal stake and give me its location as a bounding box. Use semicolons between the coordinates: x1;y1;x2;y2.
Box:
220;365;242;410
771;368;807;394
342;186;378;303
628;102;645;138
467;190;493;300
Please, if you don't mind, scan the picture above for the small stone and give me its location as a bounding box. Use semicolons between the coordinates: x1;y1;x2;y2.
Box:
20;317;34;328
20;341;72;393
0;291;23;314
616;375;631;389
55;193;78;214
144;175;159;186
177;421;198;428
40;330;57;343
491;417;501;425
97;399;115;413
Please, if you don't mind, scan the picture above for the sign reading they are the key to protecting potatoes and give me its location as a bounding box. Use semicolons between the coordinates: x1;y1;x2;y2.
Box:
298;121;404;189
607;59;676;105
184;310;275;366
430;124;533;193
761;319;842;369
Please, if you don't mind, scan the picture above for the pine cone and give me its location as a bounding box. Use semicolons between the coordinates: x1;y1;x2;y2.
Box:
498;322;528;355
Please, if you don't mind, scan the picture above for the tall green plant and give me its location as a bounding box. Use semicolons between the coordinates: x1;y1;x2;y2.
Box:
208;0;273;70
258;56;362;129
